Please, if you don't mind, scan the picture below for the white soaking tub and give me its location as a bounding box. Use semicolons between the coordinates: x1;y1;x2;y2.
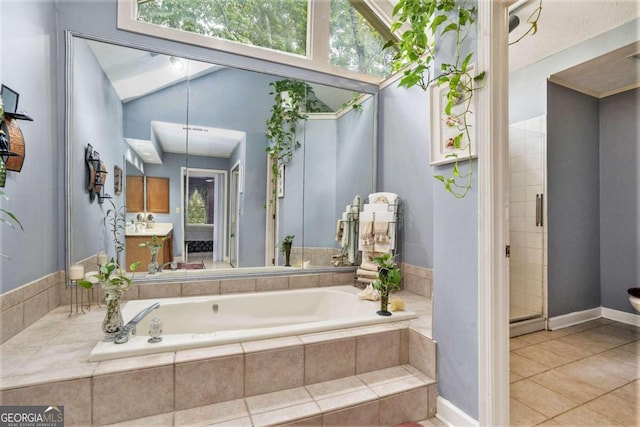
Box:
88;285;417;361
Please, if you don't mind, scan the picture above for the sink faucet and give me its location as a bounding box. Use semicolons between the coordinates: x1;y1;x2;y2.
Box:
114;302;160;344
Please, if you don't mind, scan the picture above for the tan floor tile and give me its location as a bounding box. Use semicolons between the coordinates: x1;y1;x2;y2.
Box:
556;331;619;354
511;379;578;418
586;392;639;426
619;340;640;355
510;353;549;378
417;417;446;426
210;416;253;427
251;401;321;427
517;330;558;345
510;398;548;426
103;412;174;427
608;380;639;404
600;346;640;369
514;344;577;368
246;387;312;415
528;369;606;404
587;354;640;381
536;419;561;426
536;339;595;360
510;336;532;351
556;358;629;392
553;406;624;426
174;398;248;426
305;376;367;400
511;371;524;383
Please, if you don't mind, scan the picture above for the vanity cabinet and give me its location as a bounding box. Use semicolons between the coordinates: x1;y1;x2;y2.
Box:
125;176;170;214
125;231;173;272
125;176;144;212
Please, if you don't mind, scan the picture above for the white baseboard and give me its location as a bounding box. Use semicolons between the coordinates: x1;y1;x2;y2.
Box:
436;396;479;427
602;307;640;327
510;317;546;337
548;307;602;330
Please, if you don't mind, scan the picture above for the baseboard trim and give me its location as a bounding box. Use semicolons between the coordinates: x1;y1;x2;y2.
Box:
510;317;546;337
436;396;479;427
602;307;640;327
548;307;602;330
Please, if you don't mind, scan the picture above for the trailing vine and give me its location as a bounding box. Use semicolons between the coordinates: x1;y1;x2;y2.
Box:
385;0;542;198
265;80;309;207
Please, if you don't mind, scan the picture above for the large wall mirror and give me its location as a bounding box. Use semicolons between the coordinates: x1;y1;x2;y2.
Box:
66;34;376;281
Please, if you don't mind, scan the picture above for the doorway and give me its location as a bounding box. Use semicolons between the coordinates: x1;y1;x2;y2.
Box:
181;167;228;269
229;162;240;267
508;116;548;336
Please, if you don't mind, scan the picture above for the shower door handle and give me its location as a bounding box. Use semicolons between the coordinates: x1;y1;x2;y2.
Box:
536;194;544;227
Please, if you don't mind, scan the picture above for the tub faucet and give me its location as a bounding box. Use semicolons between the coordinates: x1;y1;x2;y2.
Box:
114;302;160;344
156;261;174;273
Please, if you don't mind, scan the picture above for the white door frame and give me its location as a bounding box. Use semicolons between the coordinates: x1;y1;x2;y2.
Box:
477;1;510;425
229;161;241;267
180;167;228;264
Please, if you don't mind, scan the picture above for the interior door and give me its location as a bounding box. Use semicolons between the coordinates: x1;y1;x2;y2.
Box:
229;165;239;267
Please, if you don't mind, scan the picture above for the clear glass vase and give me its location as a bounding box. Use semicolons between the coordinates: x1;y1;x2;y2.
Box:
377;292;391;316
102;285;124;338
148;246;160;274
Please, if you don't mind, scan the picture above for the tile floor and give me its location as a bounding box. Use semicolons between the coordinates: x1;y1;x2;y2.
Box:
510;318;639;426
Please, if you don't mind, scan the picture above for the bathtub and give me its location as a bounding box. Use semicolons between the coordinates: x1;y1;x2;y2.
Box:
88;286;417;361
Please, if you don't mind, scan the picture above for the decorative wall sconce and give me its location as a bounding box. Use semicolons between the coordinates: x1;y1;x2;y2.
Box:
85;143;111;204
0;84;31;188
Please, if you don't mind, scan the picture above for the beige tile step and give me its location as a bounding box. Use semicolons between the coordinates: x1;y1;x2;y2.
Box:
106;365;437;427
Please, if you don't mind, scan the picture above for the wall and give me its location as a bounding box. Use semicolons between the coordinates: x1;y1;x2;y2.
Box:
510;21;639;318
547;83;601;317
378;77;478;419
599;88;639;313
0;1;61;293
70;37;127;263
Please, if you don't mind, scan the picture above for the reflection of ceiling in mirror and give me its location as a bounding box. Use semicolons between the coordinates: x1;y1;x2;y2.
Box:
87;40;223;102
151;121;244;158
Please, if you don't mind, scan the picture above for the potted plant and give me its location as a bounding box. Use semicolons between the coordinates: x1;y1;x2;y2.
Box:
280;234;295;267
371;253;402;316
139;235;165;274
0;190;23;259
79;259;140;338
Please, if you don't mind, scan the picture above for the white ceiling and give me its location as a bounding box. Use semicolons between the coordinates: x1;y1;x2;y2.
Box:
151;121;245;158
508;0;640;95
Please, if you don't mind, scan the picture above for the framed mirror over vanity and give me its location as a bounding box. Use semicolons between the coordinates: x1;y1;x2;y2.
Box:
65;33;377;283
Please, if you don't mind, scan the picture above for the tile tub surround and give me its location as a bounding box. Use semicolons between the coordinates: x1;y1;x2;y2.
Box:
0;269;356;343
0;271;65;344
510;318;640;426
401;264;433;298
0;289;434;426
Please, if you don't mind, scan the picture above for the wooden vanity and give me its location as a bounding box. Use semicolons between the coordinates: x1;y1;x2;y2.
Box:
125;223;173;272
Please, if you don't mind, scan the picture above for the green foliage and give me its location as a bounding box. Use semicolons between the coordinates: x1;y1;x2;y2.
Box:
509;0;543;45
329;0;395;76
187;188;206;224
342;93;364;111
0;190;23;260
78;259;140;291
385;0;482;198
280;234;295;254
139;235;165;249
104;200;127;264
265;80;310;207
371;253;402;297
137;0;308;56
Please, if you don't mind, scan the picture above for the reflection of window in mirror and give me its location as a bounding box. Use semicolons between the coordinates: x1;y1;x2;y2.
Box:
187;177;214;225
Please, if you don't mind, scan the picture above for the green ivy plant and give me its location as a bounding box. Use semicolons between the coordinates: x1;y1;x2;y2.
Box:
104;200;127;265
385;0;542;198
384;0;483;198
265;79;309;206
0;190;23;259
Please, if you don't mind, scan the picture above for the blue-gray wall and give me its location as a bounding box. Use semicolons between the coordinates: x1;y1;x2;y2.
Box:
378;77;478;419
600;88;639;313
0;1;61;293
547;83;601;317
512;21;640;318
71;38;127;264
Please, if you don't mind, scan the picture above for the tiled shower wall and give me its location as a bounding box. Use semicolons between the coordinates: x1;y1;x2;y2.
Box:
509;116;548;321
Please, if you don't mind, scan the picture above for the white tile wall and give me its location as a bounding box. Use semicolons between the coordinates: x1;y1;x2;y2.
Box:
509;116;547;321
